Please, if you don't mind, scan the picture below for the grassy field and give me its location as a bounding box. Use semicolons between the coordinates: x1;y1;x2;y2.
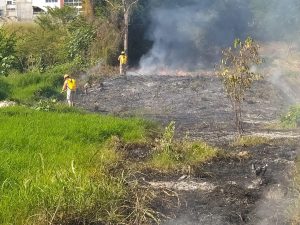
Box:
0;106;223;224
0;106;151;225
0;64;224;224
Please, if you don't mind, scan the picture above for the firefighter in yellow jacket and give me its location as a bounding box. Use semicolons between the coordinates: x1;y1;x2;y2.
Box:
61;74;76;107
118;51;128;75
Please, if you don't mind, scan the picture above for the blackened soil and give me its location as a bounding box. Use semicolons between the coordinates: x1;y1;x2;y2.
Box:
77;74;299;225
78;75;288;142
122;142;153;161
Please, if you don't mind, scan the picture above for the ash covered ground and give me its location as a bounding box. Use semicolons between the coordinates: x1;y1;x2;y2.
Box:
78;74;289;141
77;74;299;225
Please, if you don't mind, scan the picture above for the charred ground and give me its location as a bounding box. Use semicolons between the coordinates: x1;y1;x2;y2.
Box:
77;74;299;225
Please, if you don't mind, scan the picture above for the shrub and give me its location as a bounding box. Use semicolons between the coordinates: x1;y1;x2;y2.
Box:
217;37;263;134
3;64;73;103
281;105;300;128
33;85;62;100
0;28;17;76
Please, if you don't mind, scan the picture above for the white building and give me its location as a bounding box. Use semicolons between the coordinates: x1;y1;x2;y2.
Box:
0;0;82;21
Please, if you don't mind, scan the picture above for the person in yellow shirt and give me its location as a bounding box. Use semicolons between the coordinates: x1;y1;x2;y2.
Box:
61;74;76;107
118;51;128;75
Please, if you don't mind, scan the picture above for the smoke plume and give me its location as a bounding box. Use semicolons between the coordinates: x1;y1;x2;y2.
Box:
138;0;300;75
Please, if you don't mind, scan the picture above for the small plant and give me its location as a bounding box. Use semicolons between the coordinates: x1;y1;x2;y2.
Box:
33;98;58;111
150;122;219;171
0;28;16;76
281;104;300;128
158;121;175;153
217;37;263;135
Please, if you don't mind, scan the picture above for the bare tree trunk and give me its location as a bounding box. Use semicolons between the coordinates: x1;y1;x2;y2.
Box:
123;0;129;53
233;100;241;135
237;100;243;133
231;90;243;136
83;0;94;20
121;0;138;55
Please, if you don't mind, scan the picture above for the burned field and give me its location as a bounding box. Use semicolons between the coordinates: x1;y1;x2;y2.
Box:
78;74;299;225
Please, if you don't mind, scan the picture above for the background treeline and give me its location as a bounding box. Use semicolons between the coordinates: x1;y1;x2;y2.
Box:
1;0;298;115
2;0;300;75
2;0;152;75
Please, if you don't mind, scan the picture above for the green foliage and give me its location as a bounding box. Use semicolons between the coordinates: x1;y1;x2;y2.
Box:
6;23;68;72
0;78;11;100
158;121;176;153
33;86;63;100
35;6;78;30
3;64;72;103
217;37;263;134
32;98;59;111
0;29;16;76
5;7;97;72
68;25;96;64
2;1;147;72
281;104;300;128
37;7;97;67
150;122;218;171
0;106;150;224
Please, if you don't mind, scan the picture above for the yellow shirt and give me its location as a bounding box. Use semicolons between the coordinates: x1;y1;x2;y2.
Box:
62;78;76;91
118;55;127;65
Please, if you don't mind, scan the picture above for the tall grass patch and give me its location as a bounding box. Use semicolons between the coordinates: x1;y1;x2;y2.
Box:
3;63;73;103
0;106;150;224
290;159;300;225
149;122;219;171
0;78;11;100
232;135;271;147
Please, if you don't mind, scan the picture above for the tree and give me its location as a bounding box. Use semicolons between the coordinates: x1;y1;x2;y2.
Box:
217;37;263;135
35;6;78;31
121;0;139;53
0;29;16;76
103;0;139;54
34;7;95;69
83;0;95;19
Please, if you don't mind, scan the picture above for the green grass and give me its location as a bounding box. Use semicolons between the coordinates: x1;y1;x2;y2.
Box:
149;140;219;171
3;63;74;104
0;106;151;225
146;122;219;172
281;104;300;128
232;135;271;147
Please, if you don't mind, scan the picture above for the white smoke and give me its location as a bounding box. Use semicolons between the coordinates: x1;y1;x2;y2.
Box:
139;5;217;74
137;0;252;74
137;0;300;75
